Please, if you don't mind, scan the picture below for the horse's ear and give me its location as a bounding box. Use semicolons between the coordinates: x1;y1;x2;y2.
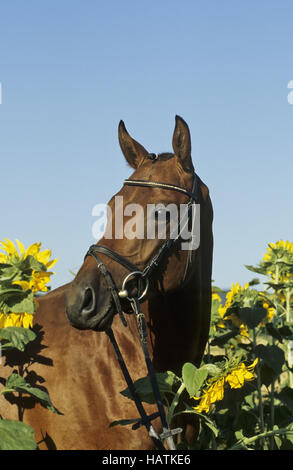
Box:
172;115;194;172
118;121;148;169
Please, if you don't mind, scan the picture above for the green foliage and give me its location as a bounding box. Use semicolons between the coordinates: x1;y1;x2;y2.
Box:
195;241;293;450
0;419;37;450
120;371;180;404
255;344;285;376
182;362;209;397
0;286;35;314
2;374;60;414
0;255;46;282
238;306;267;329
0;239;59;450
116;240;293;450
0;327;36;351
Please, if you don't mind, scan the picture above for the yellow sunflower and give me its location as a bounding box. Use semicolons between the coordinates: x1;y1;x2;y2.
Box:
193;378;225;413
0;312;33;329
193;359;258;413
225;359;258;389
0;239;57;328
218;282;250;337
263;240;293;262
0;238;58;293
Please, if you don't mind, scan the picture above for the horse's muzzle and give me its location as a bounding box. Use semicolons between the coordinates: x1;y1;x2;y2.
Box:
65;281;114;331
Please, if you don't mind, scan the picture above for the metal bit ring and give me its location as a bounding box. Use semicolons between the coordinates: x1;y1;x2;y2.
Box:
119;271;149;301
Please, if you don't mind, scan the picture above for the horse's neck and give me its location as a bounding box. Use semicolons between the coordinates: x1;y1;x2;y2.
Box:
39;283;71;300
36;283;71;322
145;295;196;375
145;251;211;376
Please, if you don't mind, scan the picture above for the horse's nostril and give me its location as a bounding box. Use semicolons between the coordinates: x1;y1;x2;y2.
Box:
81;287;96;315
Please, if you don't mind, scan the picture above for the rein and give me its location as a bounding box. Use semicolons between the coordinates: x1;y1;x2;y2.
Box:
86;173;199;450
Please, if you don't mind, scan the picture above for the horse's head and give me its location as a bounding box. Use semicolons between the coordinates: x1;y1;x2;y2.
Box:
66;116;212;331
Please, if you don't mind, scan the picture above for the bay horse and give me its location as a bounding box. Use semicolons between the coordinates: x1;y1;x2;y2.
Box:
0;116;213;450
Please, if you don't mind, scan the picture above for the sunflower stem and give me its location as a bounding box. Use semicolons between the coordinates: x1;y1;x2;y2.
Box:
269;337;276;449
252;327;265;437
230;426;293;450
285;288;293;388
268;262;279;449
167;382;186;426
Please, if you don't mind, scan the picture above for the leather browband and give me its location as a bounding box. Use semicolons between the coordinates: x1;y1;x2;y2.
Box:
123;178;198;201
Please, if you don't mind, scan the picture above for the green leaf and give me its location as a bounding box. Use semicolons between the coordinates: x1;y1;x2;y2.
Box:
238;306;267;329
0;327;36;351
0;254;47;287
109;418;140;428
273;425;283;449
120;371;180;405
0;265;20;282
0;287;25;295
211;298;221;322
0;419;37;450
204;418;219;437
235;429;244;441
286;425;293;445
255;344;285;376
260;362;277;387
265;323;283;343
264;281;290;290
278;323;293;340
183;404;219;437
182;363;208;398
245;264;267;275
211;330;239;347
0;288;35;314
201;363;221;376
277;386;293;413
20;254;46;272
4;374;61;414
7;294;35;314
0;263;12;269
244;393;255;409
3;255;45;276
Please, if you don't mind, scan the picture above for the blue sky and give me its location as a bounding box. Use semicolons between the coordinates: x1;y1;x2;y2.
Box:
0;1;292;290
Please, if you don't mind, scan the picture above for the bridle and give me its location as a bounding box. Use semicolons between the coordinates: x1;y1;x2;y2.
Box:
85;162;199;450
